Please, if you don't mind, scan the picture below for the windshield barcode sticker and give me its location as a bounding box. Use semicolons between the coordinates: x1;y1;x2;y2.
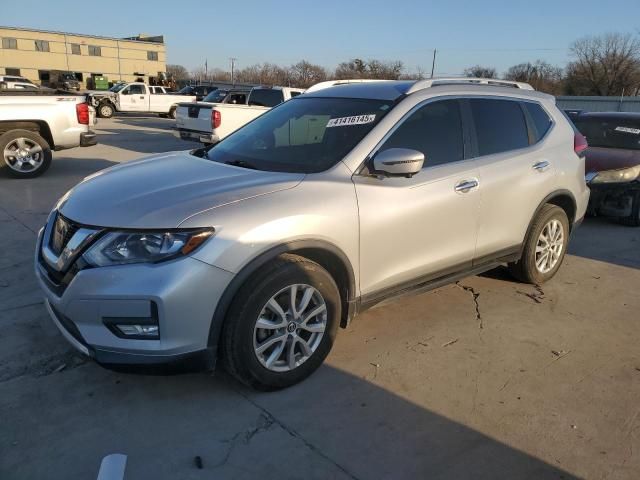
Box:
327;114;376;128
615;126;640;135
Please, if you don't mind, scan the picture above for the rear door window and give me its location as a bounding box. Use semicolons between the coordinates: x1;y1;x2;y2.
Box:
379;99;464;168
523;101;552;142
249;89;285;107
469;98;529;156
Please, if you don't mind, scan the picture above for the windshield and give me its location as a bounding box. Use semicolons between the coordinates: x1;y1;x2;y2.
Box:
110;83;126;92
203;97;393;173
574;117;640;150
203;90;228;103
178;86;193;94
62;74;76;80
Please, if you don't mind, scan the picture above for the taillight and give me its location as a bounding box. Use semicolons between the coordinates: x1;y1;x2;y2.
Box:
211;110;221;129
574;132;588;157
76;102;89;125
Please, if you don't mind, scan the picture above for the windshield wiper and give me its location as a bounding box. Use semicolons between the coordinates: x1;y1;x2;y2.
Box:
225;159;259;170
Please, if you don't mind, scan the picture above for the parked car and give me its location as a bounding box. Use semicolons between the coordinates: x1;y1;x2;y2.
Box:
47;71;81;91
201;88;251;105
564;109;584;121
175;86;304;144
0;75;38;90
573;112;640;225
87;82;196;119
0;89;96;178
177;85;218;101
35;78;588;389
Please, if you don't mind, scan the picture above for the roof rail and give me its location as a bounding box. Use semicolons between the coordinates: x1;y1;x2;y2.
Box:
305;79;391;93
407;77;534;94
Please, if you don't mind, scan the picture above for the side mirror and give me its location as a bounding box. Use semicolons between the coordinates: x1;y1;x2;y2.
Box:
372;148;424;178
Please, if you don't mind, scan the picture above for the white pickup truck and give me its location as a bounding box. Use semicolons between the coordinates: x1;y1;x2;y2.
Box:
0;90;96;178
88;82;196;119
174;86;304;144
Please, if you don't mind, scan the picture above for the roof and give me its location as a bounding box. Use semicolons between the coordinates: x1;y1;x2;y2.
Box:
0;25;164;44
304;79;549;102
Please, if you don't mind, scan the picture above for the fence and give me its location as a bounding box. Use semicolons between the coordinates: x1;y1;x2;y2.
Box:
556;96;640;113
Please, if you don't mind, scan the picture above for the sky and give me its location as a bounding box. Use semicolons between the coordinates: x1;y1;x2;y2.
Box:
1;0;639;76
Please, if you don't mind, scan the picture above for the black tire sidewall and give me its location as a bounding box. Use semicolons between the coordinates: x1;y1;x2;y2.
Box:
168;108;176;120
0;129;52;178
522;205;570;284
224;258;340;390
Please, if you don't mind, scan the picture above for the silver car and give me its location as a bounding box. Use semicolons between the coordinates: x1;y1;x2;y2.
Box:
35;78;590;390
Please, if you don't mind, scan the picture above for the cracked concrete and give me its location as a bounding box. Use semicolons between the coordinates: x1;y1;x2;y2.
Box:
1;116;639;480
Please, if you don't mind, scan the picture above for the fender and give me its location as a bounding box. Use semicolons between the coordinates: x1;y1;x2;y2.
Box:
207;239;357;350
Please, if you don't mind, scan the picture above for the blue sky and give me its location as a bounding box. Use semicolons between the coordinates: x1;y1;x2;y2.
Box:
2;0;639;76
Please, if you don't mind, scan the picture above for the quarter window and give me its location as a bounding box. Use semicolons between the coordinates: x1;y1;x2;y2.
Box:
70;43;81;55
88;45;101;56
523;102;552;143
379;99;464;168
35;40;50;52
147;51;158;61
469;98;529;156
2;37;17;49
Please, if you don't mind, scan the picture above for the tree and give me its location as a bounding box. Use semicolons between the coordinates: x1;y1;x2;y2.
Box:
289;61;328;88
463;65;497;78
334;58;404;80
565;33;640;96
504;60;563;94
166;64;189;81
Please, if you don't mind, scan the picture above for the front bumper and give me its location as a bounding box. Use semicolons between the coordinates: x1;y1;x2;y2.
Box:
35;228;234;368
172;128;219;144
80;131;97;147
587;181;640;217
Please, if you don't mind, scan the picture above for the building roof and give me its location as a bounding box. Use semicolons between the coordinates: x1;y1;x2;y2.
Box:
0;25;164;44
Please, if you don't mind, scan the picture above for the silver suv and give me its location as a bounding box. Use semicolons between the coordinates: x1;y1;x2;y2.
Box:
35;78;590;390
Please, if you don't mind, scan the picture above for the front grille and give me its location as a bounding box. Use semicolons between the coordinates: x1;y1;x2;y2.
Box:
50;213;79;255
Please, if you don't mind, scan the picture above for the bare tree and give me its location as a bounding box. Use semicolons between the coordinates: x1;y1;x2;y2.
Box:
289;61;328;88
334;58;404;80
504;60;563;94
566;33;640;95
463;65;497;78
166;64;189;81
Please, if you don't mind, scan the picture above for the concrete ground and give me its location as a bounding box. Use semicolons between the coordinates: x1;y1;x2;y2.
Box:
1;115;639;480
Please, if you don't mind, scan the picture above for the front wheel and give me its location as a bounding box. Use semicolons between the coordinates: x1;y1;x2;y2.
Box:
98;102;114;118
0;129;52;178
221;254;340;390
508;204;569;284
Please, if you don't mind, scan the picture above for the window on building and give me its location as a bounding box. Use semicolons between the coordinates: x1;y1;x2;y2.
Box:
34;40;50;52
70;43;81;55
88;45;102;56
147;51;158;61
5;68;21;76
2;37;18;49
38;70;50;83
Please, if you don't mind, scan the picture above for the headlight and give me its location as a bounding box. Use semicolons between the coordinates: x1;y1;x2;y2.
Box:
83;229;213;267
590;165;640;184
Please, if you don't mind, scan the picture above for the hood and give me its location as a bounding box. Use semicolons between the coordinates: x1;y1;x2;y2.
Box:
585;146;640;173
58;152;304;228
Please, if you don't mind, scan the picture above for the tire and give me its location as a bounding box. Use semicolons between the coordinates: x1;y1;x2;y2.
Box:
508;204;570;284
168;107;177;120
98;102;114;118
221;254;341;390
620;191;640;227
0;129;52;179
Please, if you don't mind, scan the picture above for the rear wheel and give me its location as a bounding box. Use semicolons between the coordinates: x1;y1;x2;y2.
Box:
168;107;177;120
98;102;114;118
222;254;340;390
508;204;569;284
0;129;52;178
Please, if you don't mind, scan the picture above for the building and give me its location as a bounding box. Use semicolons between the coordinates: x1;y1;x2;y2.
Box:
0;26;166;88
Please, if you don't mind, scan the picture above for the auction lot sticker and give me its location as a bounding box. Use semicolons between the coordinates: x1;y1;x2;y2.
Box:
327;114;376;128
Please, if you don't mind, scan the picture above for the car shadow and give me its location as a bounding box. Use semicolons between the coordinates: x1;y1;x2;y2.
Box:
95;126;198;153
568;217;640;269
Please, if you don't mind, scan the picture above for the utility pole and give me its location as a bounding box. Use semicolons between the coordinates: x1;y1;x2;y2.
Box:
430;49;437;78
229;57;237;85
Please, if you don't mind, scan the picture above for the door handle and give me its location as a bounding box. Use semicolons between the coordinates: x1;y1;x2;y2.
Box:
139;96;145;99
454;179;479;193
533;160;550;172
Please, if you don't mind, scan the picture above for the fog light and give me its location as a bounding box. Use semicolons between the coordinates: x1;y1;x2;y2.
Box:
116;324;159;338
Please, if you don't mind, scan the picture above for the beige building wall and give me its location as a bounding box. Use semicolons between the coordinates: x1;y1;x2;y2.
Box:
0;26;166;87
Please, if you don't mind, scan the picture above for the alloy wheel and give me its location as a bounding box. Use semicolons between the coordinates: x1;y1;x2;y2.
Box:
253;284;327;372
535;219;564;273
3;137;44;173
